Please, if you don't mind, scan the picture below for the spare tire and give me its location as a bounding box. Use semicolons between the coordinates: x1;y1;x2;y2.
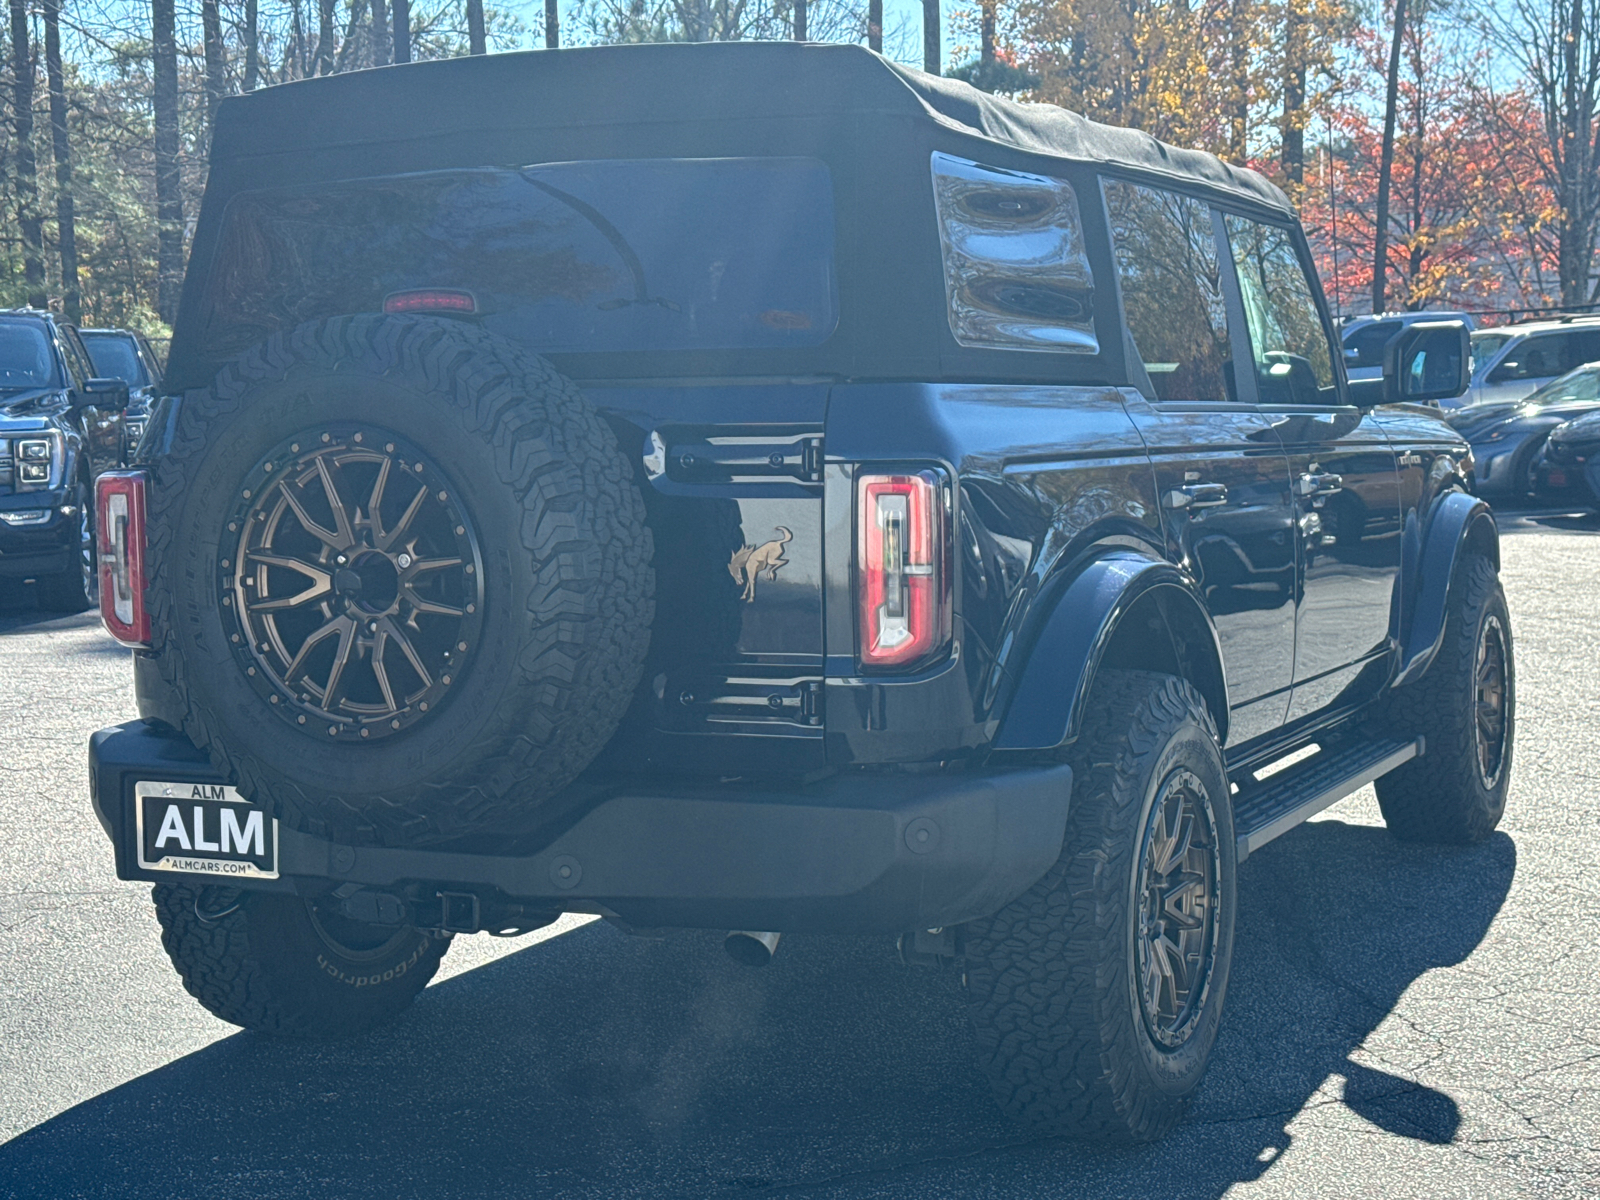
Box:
144;315;653;845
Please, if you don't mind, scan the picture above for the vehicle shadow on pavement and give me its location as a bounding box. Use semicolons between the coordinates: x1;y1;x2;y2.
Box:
0;820;1514;1200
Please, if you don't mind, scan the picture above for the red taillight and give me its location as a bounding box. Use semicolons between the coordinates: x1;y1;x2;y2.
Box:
857;470;951;669
96;470;150;648
382;288;477;315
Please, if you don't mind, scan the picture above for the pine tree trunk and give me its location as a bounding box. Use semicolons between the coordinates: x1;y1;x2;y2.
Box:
316;0;335;74
1373;0;1408;315
43;0;78;322
793;0;806;39
544;0;558;47
1281;0;1305;185
392;0;410;63
980;1;995;69
153;0;184;324
9;0;46;309
1230;0;1249;162
922;0;939;73
203;0;225;139
370;0;389;66
467;0;486;53
868;0;882;51
1559;0;1587;307
245;0;260;88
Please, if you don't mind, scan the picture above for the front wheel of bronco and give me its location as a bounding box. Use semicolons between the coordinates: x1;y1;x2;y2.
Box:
962;670;1237;1143
153;883;450;1038
1374;554;1514;843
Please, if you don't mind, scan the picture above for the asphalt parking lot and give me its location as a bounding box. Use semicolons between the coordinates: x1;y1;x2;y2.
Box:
0;508;1597;1199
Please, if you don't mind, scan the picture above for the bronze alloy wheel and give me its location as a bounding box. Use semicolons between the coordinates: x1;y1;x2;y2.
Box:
222;426;485;742
1475;613;1510;790
1134;766;1223;1050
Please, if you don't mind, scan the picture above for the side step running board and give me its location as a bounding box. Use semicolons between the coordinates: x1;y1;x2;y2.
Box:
1232;736;1424;861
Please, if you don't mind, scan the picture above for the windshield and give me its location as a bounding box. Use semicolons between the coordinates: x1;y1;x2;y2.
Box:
1470;332;1512;375
81;332;150;386
1526;364;1600;407
0;322;61;390
205;158;839;358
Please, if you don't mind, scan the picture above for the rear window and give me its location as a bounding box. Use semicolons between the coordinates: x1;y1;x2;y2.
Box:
82;333;151;387
202;158;838;357
0;322;60;390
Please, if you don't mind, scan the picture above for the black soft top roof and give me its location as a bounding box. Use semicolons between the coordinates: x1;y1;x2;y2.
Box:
171;42;1294;390
205;41;1288;212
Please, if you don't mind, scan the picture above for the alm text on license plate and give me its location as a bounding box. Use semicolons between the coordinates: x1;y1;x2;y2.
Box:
136;781;279;879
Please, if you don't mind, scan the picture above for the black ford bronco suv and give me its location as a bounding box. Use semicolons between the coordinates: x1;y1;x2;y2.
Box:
87;43;1513;1143
0;308;131;610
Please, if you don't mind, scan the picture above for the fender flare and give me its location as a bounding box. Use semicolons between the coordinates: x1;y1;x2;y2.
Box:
991;553;1229;751
1393;491;1499;688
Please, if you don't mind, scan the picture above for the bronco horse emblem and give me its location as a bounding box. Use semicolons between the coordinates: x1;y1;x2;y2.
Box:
728;526;792;602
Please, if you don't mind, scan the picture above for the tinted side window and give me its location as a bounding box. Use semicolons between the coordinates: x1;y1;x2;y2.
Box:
58;328;93;388
1103;180;1232;402
931;153;1098;354
1489;333;1574;382
1344;320;1401;367
1225;216;1337;405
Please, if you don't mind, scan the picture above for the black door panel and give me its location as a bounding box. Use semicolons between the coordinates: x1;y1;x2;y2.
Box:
1123;395;1297;744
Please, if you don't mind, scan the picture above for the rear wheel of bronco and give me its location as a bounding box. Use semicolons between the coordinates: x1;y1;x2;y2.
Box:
1374;554;1513;843
153;882;449;1038
962;670;1236;1143
145;315;653;845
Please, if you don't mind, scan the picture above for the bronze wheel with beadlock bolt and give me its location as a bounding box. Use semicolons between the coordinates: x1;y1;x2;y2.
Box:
143;315;654;846
962;670;1237;1143
1374;553;1513;843
222;427;485;742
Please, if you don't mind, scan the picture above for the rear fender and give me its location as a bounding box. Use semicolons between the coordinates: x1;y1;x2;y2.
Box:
991;553;1228;751
1393;491;1499;688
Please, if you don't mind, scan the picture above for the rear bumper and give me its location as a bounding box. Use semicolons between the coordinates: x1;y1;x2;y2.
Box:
89;721;1071;933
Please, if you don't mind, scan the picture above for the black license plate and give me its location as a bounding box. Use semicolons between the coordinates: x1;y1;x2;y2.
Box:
136;782;279;879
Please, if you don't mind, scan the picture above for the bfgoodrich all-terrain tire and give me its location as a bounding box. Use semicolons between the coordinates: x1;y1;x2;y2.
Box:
145;315;653;845
154;883;449;1038
963;670;1237;1144
1374;553;1513;843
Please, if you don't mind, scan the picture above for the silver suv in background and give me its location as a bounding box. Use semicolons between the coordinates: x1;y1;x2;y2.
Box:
1448;317;1600;410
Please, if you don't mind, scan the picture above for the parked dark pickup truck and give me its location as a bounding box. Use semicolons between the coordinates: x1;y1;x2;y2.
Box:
88;43;1512;1144
0;308;131;610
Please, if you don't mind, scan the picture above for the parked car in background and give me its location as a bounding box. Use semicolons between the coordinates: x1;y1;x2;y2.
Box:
1447;317;1600;410
0;309;131;609
1341;311;1475;385
1447;361;1600;498
1536;408;1600;510
80;328;163;455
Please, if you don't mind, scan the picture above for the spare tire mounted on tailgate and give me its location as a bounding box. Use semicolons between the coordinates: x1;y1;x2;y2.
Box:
145;314;653;845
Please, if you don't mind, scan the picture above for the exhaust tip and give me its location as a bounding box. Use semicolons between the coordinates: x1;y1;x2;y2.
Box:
724;930;781;967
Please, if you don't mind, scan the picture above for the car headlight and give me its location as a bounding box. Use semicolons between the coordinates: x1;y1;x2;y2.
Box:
12;437;58;490
124;419;146;447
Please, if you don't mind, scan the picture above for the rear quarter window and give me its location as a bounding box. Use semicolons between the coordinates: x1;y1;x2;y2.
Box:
931;153;1098;354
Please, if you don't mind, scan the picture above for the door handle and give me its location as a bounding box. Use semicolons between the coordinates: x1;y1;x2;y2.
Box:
1295;472;1343;497
1162;482;1229;510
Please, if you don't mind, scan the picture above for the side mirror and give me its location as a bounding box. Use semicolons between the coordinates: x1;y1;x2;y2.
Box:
1382;321;1470;405
76;377;131;410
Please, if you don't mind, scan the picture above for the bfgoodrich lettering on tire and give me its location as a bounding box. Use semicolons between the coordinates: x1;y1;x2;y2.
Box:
153;883;450;1038
143;314;653;845
962;670;1237;1143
